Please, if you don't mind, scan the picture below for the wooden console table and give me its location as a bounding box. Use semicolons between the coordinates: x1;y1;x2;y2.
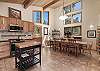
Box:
15;41;41;71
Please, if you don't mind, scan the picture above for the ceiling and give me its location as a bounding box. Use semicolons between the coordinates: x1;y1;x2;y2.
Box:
0;0;54;6
32;0;53;7
49;0;63;9
0;0;66;9
0;0;25;4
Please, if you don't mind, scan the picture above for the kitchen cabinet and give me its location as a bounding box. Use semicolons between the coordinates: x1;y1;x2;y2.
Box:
0;41;10;59
28;22;34;32
22;21;29;32
0;16;9;30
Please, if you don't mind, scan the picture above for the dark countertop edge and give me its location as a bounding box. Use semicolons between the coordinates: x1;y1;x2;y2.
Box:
0;40;9;42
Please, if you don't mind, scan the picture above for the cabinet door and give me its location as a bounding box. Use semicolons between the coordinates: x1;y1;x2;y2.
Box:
0;16;9;30
3;17;9;30
0;16;4;29
23;21;29;32
28;22;34;32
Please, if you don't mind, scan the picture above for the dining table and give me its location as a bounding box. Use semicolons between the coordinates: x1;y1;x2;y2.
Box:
50;39;88;56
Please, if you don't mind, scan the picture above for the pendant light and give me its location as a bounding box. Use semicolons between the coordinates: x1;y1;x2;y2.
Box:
59;0;68;20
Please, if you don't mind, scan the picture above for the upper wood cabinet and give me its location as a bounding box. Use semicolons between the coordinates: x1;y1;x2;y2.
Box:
0;16;34;32
28;22;34;32
22;21;29;32
0;16;9;30
3;17;9;30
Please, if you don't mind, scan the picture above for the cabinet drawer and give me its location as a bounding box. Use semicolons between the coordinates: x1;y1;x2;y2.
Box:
0;51;10;59
0;45;10;52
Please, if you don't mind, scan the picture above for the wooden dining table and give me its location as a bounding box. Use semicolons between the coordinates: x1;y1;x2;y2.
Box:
50;39;88;56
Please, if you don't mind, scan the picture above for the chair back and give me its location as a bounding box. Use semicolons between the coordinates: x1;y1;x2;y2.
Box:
87;41;93;50
68;38;76;43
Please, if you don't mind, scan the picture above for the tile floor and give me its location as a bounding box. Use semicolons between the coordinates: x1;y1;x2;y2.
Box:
0;47;100;71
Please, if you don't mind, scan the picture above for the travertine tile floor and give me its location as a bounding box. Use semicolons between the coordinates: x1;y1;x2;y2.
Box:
0;47;100;71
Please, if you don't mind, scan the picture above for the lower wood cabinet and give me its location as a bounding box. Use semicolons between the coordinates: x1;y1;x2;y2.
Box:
0;41;10;59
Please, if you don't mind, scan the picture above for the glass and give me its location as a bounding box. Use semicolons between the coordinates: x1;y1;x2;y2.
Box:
73;12;82;23
32;11;41;23
72;1;81;11
72;26;81;35
64;5;71;14
43;11;49;25
65;15;71;24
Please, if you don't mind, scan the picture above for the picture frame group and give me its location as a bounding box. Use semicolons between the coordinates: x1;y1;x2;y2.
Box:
87;30;96;38
8;7;21;19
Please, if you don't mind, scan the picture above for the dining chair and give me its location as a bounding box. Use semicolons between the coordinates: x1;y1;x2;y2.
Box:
82;41;93;55
67;39;77;55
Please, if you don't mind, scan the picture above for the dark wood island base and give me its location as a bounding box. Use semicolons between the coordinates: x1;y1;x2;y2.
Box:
15;41;41;71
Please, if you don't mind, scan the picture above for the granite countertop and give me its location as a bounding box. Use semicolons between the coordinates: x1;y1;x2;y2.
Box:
15;41;41;48
0;40;9;42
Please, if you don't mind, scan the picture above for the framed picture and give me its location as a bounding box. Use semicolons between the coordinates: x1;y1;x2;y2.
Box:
44;27;48;35
32;11;41;23
8;7;21;19
43;11;49;25
87;30;96;38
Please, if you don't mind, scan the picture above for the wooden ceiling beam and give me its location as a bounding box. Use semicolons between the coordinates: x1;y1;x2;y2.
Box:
43;0;60;10
23;0;34;9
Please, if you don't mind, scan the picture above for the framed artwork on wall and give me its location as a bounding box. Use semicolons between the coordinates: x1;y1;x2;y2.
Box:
32;11;41;23
8;7;21;19
87;30;96;38
44;27;48;35
43;11;49;25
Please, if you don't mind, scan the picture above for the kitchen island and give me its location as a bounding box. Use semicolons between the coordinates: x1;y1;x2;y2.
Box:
15;41;41;71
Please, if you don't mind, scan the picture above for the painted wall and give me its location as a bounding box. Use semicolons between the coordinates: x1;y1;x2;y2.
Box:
0;2;42;22
42;8;55;46
49;0;100;49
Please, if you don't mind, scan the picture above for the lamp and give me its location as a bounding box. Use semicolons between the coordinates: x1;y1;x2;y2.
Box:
59;0;68;20
90;24;94;30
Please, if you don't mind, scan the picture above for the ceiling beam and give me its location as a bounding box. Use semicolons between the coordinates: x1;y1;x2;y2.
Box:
43;0;60;10
23;0;33;9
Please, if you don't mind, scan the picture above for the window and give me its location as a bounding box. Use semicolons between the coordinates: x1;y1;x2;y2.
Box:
64;26;81;36
32;11;41;23
64;27;73;34
72;12;82;23
64;5;71;14
43;11;49;25
65;15;71;24
72;26;81;35
72;1;81;11
64;0;82;24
